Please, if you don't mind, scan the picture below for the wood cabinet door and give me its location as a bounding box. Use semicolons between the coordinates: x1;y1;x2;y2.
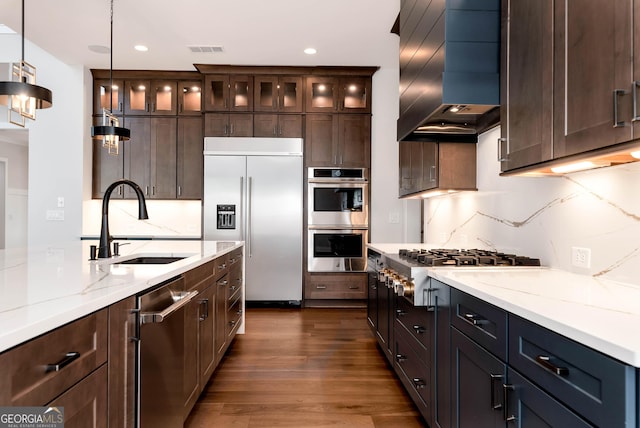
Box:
254;76;279;112
150;117;177;199
204;75;230;111
279;114;303;137
124;80;151;115
198;285;216;388
107;297;137;428
215;273;229;361
229;75;253;112
253;114;279;137
229;114;254;136
279;76;303;112
553;0;633;157
399;141;414;196
177;117;203;199
183;293;200;419
500;0;554;172
305;114;338;166
339;76;371;113
337;114;370;167
150;80;178;116
94;78;124;115
204;113;229;136
306;77;339;112
123;117;151;198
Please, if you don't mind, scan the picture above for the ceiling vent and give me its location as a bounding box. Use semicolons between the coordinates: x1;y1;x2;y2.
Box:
188;45;224;53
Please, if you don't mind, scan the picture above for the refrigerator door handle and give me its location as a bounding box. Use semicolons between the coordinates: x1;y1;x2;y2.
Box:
247;176;252;258
240;176;244;242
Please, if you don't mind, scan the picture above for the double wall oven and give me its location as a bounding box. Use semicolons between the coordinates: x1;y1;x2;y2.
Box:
307;167;369;272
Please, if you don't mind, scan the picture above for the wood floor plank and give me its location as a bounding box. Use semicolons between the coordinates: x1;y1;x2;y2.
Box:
185;308;427;427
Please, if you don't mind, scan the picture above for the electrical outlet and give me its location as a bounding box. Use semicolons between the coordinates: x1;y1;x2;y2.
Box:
571;247;591;269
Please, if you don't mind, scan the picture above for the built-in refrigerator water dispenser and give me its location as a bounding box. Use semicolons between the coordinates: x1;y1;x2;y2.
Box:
217;205;236;230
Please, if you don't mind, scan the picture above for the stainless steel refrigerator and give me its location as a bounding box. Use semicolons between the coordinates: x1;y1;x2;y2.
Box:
203;137;303;302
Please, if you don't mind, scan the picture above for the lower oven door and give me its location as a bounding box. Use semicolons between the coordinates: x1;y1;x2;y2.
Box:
307;227;368;272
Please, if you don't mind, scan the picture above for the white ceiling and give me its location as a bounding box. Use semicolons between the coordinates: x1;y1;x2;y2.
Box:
1;0;400;71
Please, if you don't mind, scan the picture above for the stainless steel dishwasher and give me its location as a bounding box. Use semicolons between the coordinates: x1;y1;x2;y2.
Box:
136;275;198;428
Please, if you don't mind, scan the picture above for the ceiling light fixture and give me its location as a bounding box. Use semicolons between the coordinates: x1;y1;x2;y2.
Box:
304;48;317;55
134;45;148;52
91;0;130;155
0;0;53;127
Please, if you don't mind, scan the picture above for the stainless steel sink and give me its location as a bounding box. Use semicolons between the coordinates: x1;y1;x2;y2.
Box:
115;256;186;265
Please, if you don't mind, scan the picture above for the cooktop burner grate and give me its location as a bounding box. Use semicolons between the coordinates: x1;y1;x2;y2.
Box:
398;248;541;267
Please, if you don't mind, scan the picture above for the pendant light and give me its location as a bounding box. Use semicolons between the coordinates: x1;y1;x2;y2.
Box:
91;0;130;155
0;0;53;127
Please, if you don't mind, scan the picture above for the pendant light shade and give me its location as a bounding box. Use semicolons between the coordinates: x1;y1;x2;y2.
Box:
91;0;129;155
0;0;53;127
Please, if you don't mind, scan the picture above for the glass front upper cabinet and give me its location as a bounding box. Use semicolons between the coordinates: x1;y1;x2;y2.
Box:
204;75;253;111
178;80;203;115
124;80;177;115
94;78;125;115
254;76;302;112
305;76;371;113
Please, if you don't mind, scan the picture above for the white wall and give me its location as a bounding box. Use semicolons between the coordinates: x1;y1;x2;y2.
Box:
424;126;640;285
1;35;86;245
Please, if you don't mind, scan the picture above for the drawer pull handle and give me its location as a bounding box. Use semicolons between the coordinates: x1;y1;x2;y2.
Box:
348;286;359;289
463;313;486;326
503;384;515;421
490;374;503;411
396;309;407;316
535;355;569;376
412;378;426;389
316;285;327;289
46;351;80;373
412;325;425;334
395;354;407;362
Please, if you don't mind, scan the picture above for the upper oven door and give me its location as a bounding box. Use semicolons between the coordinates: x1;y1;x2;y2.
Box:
307;181;369;227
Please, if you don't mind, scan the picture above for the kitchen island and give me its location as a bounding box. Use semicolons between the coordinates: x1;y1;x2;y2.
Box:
0;239;244;427
368;243;640;427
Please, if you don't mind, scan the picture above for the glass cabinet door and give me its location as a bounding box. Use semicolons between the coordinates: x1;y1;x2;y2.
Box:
254;76;278;111
124;80;150;115
254;76;302;112
94;78;124;115
178;81;202;115
150;80;177;115
306;77;338;112
229;75;252;112
204;75;230;111
340;77;370;113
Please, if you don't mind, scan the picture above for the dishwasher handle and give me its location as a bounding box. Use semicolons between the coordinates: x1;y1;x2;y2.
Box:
140;290;198;324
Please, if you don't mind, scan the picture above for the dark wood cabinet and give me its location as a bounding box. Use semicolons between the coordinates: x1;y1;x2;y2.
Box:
305;114;370;167
304;272;367;300
254;75;303;112
399;141;476;197
553;0;633;157
204;113;254;137
204;75;253;112
499;0;554;172
253;114;303;138
124;79;178;116
177;117;203;199
500;0;638;174
123;117;177;199
92;118;125;199
305;76;371;113
107;297;137;428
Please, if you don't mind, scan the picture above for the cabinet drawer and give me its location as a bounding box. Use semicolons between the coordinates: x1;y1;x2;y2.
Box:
214;254;229;278
184;259;215;291
394;322;430;409
395;296;431;351
305;274;367;299
48;364;108;428
509;315;636;427
0;309;108;406
227;248;242;268
227;264;242;302
451;288;507;361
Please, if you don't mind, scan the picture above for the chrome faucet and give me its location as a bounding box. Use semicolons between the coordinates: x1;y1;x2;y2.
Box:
98;179;149;258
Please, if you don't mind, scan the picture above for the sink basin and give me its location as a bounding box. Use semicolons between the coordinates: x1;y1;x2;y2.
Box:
115;256;186;265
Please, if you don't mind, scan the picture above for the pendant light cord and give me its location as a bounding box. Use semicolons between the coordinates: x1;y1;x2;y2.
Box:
109;0;114;111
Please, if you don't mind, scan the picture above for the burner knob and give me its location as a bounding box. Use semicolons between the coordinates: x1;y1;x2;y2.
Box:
397;279;414;297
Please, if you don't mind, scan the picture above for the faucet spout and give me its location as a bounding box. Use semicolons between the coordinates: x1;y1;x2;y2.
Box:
98;179;149;258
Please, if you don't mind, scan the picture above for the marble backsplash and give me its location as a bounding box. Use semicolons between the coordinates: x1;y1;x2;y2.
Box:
424;126;640;286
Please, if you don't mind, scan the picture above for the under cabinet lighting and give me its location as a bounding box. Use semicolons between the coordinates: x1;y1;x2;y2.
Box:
550;161;610;174
631;151;640;159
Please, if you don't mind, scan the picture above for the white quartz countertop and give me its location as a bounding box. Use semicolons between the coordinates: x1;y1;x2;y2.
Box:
0;240;243;353
368;243;640;367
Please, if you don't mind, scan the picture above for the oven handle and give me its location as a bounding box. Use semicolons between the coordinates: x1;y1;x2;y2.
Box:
308;225;369;230
140;290;198;324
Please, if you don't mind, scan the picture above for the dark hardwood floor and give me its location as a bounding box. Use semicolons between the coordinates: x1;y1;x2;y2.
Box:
185;307;426;427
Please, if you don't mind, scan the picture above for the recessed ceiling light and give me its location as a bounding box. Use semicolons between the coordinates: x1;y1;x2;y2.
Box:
304;48;317;55
134;45;148;52
88;45;110;54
